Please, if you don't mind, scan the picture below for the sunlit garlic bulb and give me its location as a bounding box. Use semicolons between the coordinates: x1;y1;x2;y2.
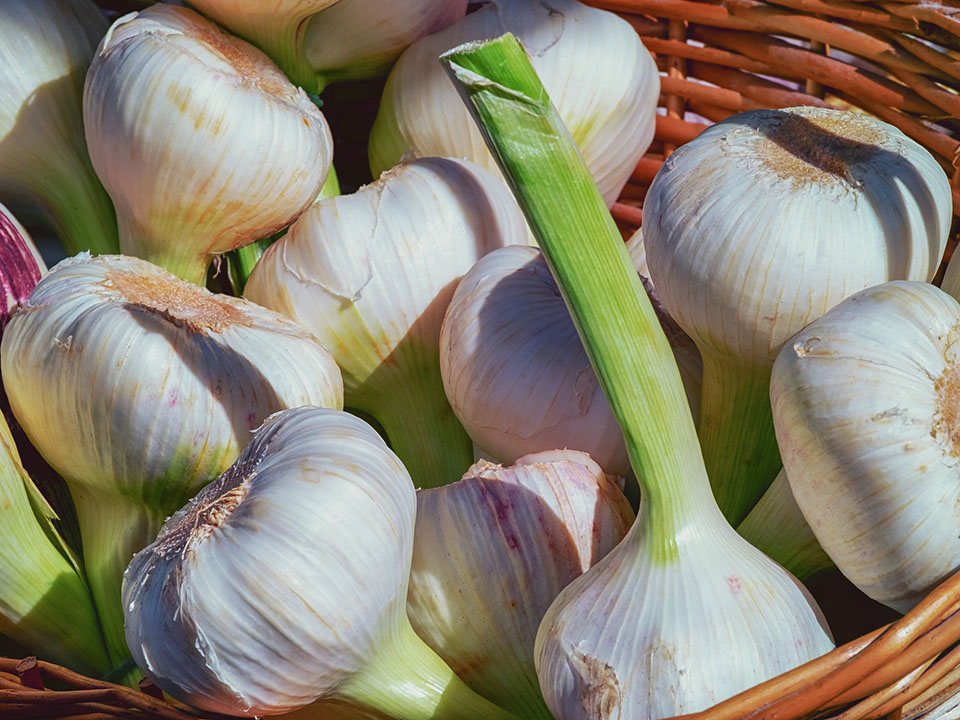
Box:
1;253;343;666
441;245;699;473
772;281;960;612
644;106;951;525
84;4;333;286
409;451;633;719
124;407;519;720
369;0;659;206
245;157;528;488
0;0;118;256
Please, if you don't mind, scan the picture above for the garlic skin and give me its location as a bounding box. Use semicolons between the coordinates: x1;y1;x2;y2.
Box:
643;106;951;524
245;157;528;488
124;407;518;720
0;204;44;329
535;504;834;719
302;0;467;91
409;451;633;719
1;253;343;666
368;0;659;207
771;281;960;612
84;5;333;286
0;0;118;256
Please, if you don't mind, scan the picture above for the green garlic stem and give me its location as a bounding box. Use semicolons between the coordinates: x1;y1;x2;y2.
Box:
737;470;834;581
698;355;782;525
70;484;166;671
440;34;717;559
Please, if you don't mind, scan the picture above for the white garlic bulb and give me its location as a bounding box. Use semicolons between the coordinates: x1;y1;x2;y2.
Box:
124;407;520;720
409;451;633;719
245;157;528;488
772;281;960;612
644;106;952;524
1;253;343;665
0;0;118;256
84;4;333;285
369;0;659;207
302;0;467;91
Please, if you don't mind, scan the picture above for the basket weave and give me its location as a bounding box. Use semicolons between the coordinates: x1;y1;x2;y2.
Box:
5;1;960;719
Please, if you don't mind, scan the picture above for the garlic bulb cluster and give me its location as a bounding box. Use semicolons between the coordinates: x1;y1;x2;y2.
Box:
369;0;659;206
0;0;118;256
84;4;333;286
409;451;633;719
0;410;109;677
124;407;518;720
1;253;343;665
245;157;528;488
301;0;467;91
644;106;952;524
772;281;960;612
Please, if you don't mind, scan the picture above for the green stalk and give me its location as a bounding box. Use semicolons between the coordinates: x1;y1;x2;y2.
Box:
331;621;519;720
352;353;474;490
698;355;782;524
440;35;716;557
70;484;166;671
737;469;834;581
230;165;340;294
0;414;110;677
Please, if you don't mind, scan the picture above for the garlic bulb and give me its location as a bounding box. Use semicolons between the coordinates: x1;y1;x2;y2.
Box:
409;451;633;719
369;0;659;207
1;253;343;666
442;36;834;720
184;0;339;91
245;157;528;488
0;410;109;676
771;281;960;612
302;0;467;91
84;4;333;286
737;469;833;581
0;0;118;256
124;406;518;720
644;106;951;525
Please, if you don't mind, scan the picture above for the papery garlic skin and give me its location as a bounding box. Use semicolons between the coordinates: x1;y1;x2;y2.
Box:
245;157;528;488
0;0;118;256
125;407;518;720
409;451;633;719
303;0;467;91
2;253;343;665
536;506;834;720
369;0;659;207
772;281;960;612
84;5;333;285
0;204;44;328
643;106;951;524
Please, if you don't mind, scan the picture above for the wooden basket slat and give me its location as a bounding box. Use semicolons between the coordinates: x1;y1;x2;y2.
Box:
879;30;960;86
763;0;920;33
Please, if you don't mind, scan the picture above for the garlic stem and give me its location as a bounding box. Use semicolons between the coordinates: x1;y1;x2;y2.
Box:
352;363;473;489
71;484;166;669
699;357;781;524
737;470;833;581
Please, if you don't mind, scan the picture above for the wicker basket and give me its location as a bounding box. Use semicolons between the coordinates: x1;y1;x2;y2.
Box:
5;1;960;719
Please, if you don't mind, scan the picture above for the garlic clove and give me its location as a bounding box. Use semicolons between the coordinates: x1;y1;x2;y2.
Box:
409;450;633;719
2;253;343;666
0;409;110;677
124;407;519;720
643;106;952;525
302;0;467;91
440;243;701;474
245;157;528;488
0;0;118;256
772;280;960;612
84;4;333;286
369;0;659;207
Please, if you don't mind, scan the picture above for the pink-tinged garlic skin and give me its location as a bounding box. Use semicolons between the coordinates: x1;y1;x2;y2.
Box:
0;204;43;330
408;450;634;718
